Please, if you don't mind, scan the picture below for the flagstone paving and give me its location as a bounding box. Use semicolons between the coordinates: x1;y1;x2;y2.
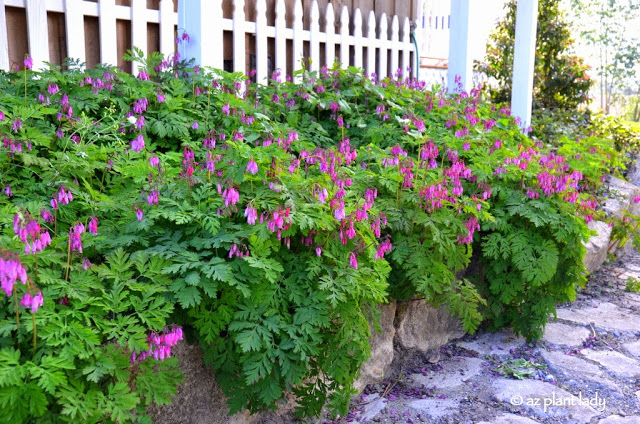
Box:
542;322;592;346
321;250;640;424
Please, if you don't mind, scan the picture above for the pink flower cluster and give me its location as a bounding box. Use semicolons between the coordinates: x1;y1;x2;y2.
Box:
229;243;250;258
315;186;329;203
246;159;258;175
20;291;43;313
244;206;258;225
13;213;51;255
382;145;408;167
339;219;357;245
338;139;358;166
0;255;27;296
300;230;316;247
370;214;387;238
457;217;480;244
0;251;42;313
131;134;145;152
3;136;32;155
400;162;415;189
420;183;449;212
147;190;159;206
444;160;472;198
131;326;183;363
70;223;85;253
133;98;148;114
349;252;358;269
51;185;73;209
261;207;291;239
181;147;196;183
536;169;582;197
375;239;393;259
420;141;439;169
221;186;240;208
88;216;98;235
332;199;346;221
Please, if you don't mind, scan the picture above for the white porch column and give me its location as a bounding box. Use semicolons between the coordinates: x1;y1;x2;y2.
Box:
447;0;472;91
178;0;223;69
510;0;538;130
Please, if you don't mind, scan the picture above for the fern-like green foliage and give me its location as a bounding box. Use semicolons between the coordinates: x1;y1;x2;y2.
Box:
478;187;589;339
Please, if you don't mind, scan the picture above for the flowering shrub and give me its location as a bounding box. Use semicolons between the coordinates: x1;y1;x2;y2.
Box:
0;54;620;420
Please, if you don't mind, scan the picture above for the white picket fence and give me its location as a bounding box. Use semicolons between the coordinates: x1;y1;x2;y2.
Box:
0;0;418;83
179;0;417;84
0;0;177;74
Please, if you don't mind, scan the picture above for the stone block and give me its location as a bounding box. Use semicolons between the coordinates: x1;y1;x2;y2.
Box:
582;349;640;378
542;322;590;346
584;220;613;273
354;301;397;391
394;300;464;352
556;302;640;333
492;378;599;423
147;343;260;424
604;176;640;219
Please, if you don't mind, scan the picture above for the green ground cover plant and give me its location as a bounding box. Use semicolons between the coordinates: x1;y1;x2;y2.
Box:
0;52;621;421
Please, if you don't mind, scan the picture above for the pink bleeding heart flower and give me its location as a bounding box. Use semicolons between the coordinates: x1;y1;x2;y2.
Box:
246;159;258;175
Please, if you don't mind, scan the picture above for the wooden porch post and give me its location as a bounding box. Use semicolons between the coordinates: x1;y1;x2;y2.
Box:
447;0;472;91
511;0;538;130
178;0;223;69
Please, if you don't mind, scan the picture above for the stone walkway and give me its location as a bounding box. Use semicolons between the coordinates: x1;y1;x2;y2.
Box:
330;250;640;424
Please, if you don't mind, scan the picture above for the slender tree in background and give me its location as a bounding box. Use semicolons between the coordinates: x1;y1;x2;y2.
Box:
482;0;592;113
568;0;640;117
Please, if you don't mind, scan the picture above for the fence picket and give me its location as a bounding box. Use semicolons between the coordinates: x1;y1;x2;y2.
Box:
390;15;399;78
353;8;362;69
378;13;387;78
159;0;174;60
292;0;303;78
366;10;375;77
25;0;49;70
131;0;147;75
0;0;8;71
98;0;118;65
324;3;335;68
255;0;268;83
402;17;412;78
339;6;349;69
274;0;286;78
64;0;85;66
98;0;118;66
233;0;246;74
309;0;320;72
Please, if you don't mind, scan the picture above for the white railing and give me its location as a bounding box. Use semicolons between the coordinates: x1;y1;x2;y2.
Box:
0;0;177;74
178;0;417;84
420;0;451;60
420;67;447;88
